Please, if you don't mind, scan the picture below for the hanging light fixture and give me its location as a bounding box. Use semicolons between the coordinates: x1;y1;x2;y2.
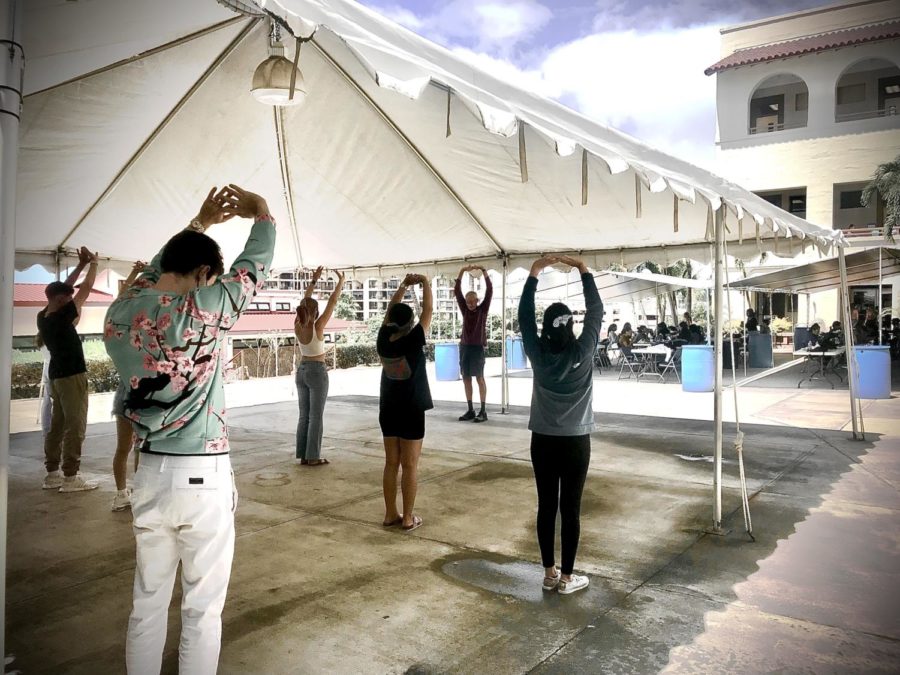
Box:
251;22;307;106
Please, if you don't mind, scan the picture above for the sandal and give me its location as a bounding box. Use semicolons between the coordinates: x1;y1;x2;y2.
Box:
401;515;423;532
382;516;403;528
305;458;330;466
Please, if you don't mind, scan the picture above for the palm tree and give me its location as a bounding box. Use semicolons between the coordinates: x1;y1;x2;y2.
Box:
862;154;900;242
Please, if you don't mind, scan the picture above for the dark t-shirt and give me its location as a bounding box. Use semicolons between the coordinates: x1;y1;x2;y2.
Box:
37;301;86;379
377;323;433;413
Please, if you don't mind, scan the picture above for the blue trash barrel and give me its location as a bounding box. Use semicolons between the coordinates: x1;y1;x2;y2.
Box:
851;345;890;399
794;326;811;352
506;336;528;369
435;343;460;381
748;332;774;368
681;345;715;392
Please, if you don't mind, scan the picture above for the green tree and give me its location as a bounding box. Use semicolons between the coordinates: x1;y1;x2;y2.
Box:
862;154;900;241
334;292;359;321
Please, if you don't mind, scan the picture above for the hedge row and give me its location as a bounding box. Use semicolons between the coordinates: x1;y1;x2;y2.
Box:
11;360;121;400
10;340;506;400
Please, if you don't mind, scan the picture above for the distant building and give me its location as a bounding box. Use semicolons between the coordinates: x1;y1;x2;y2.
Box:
12;283;113;349
707;0;900;320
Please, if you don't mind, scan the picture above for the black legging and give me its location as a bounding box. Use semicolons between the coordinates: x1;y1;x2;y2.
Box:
530;432;591;575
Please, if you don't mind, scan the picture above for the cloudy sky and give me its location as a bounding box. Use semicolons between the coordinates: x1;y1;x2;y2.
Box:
359;0;828;169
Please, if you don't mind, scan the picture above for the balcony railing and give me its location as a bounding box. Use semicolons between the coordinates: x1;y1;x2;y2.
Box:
838;226;892;240
748;121;807;135
835;107;899;123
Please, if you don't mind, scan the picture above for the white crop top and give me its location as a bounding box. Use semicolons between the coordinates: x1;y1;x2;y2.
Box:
298;332;326;357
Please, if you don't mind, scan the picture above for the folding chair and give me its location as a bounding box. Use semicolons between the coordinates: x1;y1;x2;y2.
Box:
617;346;642;380
656;347;681;383
594;341;612;371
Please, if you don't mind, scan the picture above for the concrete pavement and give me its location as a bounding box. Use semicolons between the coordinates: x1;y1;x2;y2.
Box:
6;374;900;673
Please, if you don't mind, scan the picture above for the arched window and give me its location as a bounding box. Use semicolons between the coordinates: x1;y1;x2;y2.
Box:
835;58;900;122
749;74;809;134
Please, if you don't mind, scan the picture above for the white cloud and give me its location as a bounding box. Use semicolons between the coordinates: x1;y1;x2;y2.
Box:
368;0;553;54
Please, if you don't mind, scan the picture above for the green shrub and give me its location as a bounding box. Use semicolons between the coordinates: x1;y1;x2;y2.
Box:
10;359;121;400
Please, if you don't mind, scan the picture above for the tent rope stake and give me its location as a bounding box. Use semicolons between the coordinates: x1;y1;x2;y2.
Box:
58;18;261;250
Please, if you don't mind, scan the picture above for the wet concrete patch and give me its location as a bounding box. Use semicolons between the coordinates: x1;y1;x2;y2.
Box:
438;552;626;622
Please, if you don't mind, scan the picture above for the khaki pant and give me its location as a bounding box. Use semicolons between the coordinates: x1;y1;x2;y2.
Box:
44;372;88;476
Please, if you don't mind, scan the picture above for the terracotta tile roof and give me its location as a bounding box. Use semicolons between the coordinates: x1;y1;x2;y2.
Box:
231;312;365;335
14;283;113;306
705;20;900;75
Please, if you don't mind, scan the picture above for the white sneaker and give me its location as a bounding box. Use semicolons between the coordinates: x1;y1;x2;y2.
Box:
58;474;99;493
42;471;64;490
542;572;561;591
111;488;132;511
558;574;590;595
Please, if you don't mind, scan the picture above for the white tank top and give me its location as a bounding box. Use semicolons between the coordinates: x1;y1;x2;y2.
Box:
298;332;326;357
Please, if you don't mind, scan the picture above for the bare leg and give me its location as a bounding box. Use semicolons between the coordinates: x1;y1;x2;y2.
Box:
112;415;134;491
463;377;473;402
399;438;423;528
382;436;402;524
476;375;487;404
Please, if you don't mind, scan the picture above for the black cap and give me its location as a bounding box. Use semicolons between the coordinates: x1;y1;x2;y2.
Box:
45;281;75;299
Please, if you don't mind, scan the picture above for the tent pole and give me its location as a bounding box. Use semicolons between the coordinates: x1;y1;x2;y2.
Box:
878;247;883;345
0;0;24;658
743;291;747;378
710;206;725;533
500;259;509;414
838;247;863;440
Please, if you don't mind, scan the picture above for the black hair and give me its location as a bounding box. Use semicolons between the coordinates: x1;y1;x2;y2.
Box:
45;281;74;299
541;302;575;354
810;323;821;333
608;323;618;332
386;303;413;327
160;230;225;278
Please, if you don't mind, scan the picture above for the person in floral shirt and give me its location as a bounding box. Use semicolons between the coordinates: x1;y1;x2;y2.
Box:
104;185;275;674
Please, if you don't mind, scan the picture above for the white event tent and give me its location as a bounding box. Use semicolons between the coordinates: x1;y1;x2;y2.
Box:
1;0;851;650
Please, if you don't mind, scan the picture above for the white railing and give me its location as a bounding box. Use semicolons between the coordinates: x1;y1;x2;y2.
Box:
835;107;899;123
748;121;807;135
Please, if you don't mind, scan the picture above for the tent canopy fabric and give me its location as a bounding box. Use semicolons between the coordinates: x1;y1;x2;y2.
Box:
17;0;843;278
728;247;900;295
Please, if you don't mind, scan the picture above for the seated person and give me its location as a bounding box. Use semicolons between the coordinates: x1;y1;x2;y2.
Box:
807;323;821;349
862;308;878;344
605;323;619;345
635;325;652;344
617;323;634;348
677;321;691;342
688;324;704;345
656;322;670;339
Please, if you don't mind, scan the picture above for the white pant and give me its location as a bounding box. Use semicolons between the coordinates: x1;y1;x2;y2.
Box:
126;453;236;675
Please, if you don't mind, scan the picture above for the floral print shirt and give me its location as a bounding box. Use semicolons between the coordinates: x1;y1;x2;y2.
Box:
103;216;275;455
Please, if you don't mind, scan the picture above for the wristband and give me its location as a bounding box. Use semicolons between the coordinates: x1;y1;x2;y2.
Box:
188;218;204;232
255;213;276;223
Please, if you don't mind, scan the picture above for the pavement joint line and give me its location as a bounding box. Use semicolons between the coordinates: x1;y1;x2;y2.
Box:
758;488;900;512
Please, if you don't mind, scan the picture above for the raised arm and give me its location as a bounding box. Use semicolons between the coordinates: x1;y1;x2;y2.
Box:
480;266;493;308
135;186;235;288
64;247;91;287
73;250;99;311
418;275;433;332
560;256;603;360
519;256;558;359
454;265;470;313
195;185;275;321
316;269;345;330
304;266;323;300
118;261;146;298
384;274;415;326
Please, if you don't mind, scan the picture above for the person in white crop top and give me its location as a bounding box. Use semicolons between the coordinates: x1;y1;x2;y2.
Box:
294;266;345;466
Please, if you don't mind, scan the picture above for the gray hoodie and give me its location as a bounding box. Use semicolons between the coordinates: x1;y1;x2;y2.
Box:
518;273;604;436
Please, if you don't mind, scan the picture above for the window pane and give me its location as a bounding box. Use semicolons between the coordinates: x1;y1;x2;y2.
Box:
837;83;866;105
840;190;864;209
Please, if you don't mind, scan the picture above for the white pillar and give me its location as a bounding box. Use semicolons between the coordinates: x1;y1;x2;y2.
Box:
0;0;24;658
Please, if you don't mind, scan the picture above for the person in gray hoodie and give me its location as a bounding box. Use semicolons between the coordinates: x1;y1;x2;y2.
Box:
518;254;603;595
